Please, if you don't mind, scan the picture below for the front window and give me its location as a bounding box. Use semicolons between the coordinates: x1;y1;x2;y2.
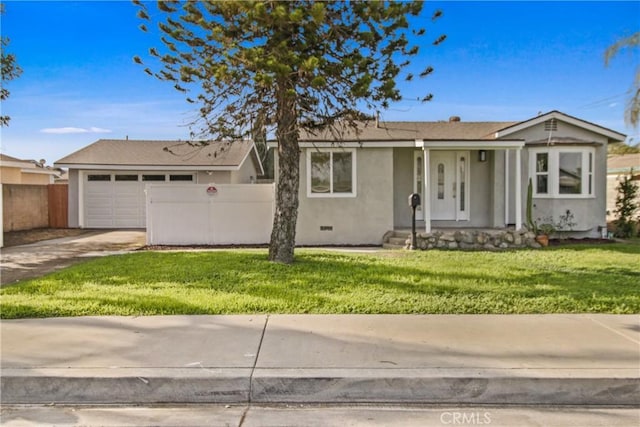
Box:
308;149;356;197
530;148;594;198
535;153;549;194
558;152;582;194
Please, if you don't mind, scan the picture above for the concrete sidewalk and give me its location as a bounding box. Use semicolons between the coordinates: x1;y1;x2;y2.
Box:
1;315;638;405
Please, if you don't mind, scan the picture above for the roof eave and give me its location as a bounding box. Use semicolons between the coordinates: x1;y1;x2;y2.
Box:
53;163;242;171
270;139;525;149
495;111;626;142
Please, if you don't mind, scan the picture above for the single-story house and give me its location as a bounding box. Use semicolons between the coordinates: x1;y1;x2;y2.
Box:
54;139;263;228
1;154;61;185
269;110;626;245
606;153;640;222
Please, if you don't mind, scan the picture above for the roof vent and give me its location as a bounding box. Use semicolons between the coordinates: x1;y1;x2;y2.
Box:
449;116;461;122
544;118;557;132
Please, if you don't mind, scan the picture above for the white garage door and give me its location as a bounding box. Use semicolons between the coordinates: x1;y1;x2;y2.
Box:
84;172;194;228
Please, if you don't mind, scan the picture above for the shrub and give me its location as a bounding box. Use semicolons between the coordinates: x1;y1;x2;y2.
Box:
613;171;639;238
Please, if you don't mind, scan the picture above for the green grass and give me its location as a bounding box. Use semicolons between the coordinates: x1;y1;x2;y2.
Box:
1;244;639;318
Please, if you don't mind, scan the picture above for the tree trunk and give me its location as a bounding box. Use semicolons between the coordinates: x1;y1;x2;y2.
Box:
269;80;299;264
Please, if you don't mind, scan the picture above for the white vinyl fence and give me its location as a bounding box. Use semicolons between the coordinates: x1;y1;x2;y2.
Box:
146;184;275;245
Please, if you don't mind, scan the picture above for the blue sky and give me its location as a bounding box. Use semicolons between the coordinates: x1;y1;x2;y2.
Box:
1;1;639;165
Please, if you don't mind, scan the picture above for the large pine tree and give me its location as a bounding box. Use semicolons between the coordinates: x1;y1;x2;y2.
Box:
134;0;443;263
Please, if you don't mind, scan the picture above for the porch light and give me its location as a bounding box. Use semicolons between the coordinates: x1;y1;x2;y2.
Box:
479;150;487;162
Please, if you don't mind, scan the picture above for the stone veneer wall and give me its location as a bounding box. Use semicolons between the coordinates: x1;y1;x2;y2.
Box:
407;229;541;250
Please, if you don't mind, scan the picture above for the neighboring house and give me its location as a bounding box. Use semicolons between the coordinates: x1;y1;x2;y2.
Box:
606;153;640;222
269;110;625;245
0;154;61;185
54;139;263;228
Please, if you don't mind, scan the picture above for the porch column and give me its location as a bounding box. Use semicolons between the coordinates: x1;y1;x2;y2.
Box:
423;148;431;233
504;149;509;226
514;148;522;230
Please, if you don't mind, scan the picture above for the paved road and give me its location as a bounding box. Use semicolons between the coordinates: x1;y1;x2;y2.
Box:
0;230;146;285
1;404;638;426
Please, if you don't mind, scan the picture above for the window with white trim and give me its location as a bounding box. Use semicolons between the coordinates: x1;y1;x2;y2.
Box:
529;147;595;198
307;149;356;197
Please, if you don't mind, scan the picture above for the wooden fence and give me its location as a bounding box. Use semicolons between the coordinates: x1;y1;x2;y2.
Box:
48;184;68;228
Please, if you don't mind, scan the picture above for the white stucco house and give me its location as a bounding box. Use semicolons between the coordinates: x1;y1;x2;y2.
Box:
53;111;625;247
269;110;626;245
54;139;263;228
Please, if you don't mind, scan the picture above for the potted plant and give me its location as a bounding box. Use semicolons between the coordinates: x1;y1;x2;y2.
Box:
526;179;553;247
535;221;556;246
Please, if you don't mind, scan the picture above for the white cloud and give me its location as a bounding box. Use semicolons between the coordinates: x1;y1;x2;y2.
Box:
40;126;112;134
88;127;112;133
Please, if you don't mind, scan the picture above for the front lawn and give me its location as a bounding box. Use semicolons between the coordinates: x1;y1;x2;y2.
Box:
1;244;638;318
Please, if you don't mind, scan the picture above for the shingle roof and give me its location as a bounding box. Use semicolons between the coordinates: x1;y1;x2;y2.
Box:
299;120;518;142
55;139;256;168
1;153;32;164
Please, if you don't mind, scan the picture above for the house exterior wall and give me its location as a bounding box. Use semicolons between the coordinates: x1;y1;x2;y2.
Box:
20;173;53;185
196;171;232;184
490;150;506;228
1;166;55;185
507;121;609;237
68;169;80;228
606;172;640;222
295;147;394;245
230;156;259;184
392;148;413;228
0;167;22;184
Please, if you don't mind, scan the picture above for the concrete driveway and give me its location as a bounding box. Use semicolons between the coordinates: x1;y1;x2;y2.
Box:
0;230;146;286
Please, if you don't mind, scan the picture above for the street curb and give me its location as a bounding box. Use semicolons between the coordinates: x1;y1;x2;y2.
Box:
2;368;638;406
0;369;250;404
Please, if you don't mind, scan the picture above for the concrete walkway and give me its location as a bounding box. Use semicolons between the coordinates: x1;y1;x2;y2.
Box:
1;314;638;406
0;230;146;285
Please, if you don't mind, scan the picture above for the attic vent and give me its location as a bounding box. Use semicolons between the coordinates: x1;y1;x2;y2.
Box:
544;119;557;132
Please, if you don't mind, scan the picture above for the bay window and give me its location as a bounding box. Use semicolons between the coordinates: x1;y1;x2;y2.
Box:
529;147;595;198
307;149;356;197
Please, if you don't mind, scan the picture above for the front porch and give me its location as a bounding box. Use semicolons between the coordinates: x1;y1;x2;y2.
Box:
383;227;540;250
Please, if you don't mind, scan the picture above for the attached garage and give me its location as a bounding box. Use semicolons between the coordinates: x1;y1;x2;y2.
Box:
55;139;264;229
83;172;196;228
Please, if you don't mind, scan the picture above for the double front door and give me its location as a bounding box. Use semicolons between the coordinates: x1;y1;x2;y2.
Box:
413;151;470;221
